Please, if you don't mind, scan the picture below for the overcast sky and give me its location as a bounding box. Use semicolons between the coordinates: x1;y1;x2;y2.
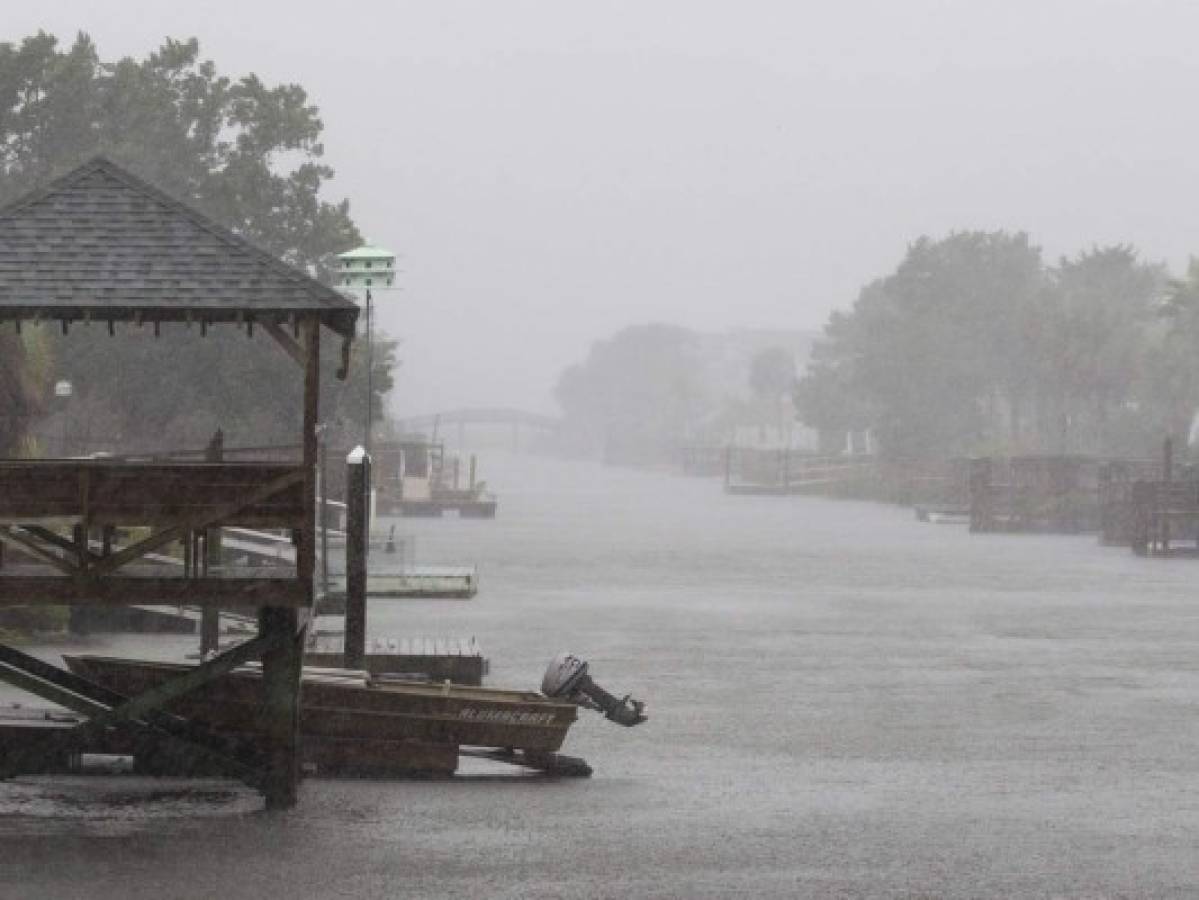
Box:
8;1;1199;415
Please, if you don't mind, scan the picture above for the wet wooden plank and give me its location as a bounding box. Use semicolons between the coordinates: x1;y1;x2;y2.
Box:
0;461;306;527
0;575;308;607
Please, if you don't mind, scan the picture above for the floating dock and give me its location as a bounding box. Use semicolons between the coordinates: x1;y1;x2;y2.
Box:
373;440;498;518
305;634;488;686
319;567;478;604
724;449;878;497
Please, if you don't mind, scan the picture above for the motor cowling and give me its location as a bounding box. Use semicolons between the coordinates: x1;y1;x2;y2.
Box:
541;653;647;727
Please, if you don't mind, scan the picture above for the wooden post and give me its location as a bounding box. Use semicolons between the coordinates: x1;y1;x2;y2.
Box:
260;315;318;810
1162;437;1174;555
320;434;330;598
300;314;319;608
68;524;87;636
344;448;370;671
1131;480;1150;556
258;605;303;809
201;429;224;656
969;457;992;533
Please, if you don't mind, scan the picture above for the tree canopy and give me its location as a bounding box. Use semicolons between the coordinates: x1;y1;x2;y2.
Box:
748;346;796;401
555;324;710;465
0;32;393;453
795;232;1171;459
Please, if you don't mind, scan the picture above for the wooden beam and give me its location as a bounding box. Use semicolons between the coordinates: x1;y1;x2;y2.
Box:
0;644;266;785
21;525;100;563
0;661;108;718
201;432;224;657
0;576;309;607
300;313;320;606
0;644;166;714
344;452;369;670
258;313;320;810
85;468;304;577
0;461;306;528
71;631;286;733
259;606;303;809
262;320;307;370
0;527;80;577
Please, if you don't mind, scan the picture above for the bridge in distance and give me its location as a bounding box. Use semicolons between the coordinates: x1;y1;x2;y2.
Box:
394;408;561;449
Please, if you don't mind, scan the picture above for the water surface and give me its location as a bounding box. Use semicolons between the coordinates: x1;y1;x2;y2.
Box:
4;454;1199;897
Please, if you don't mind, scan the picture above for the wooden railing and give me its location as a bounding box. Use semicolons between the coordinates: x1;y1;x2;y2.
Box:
0;460;305;528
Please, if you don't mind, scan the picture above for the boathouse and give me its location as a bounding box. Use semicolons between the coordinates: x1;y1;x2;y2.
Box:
0;157;358;808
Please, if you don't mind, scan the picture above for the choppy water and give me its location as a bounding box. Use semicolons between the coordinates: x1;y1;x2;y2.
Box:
5;453;1199;897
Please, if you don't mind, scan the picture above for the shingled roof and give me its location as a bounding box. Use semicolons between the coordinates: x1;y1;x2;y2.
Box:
0;156;359;338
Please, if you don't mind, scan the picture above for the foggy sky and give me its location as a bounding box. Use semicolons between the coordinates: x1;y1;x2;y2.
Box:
7;1;1199;416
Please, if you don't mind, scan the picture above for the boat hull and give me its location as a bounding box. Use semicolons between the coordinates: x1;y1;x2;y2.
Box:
63;656;576;753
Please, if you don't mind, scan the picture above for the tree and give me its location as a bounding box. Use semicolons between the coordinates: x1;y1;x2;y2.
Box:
555;324;709;464
748;346;796;401
795;232;1183;459
745;345;798;448
1150;258;1199;449
796;231;1045;459
0;33;356;269
793;316;875;453
0;32;392;452
1031;246;1164;454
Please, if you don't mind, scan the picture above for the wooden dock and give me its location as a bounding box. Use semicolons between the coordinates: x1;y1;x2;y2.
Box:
1097;458;1163;546
678;445;727;478
223;524;481;601
724;449;877;497
373;440;498;518
968;455;1101;534
1129;480;1199;556
306;634;488;685
0;156;363;808
318;567;479;606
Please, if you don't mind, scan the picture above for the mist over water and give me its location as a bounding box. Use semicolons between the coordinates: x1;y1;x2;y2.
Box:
6;4;1199;895
6;454;1199;897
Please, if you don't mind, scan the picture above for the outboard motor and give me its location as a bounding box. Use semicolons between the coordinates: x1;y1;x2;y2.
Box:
541;653;647;727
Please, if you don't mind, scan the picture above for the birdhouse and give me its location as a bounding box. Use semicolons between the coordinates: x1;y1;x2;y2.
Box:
336;244;396;301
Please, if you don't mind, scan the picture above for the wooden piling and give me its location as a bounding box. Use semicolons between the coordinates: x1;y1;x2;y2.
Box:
320;435;330;597
201;430;224;656
258;605;303;809
968;457;993;532
0;158;362;811
344;449;370;671
1162;437;1174;553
